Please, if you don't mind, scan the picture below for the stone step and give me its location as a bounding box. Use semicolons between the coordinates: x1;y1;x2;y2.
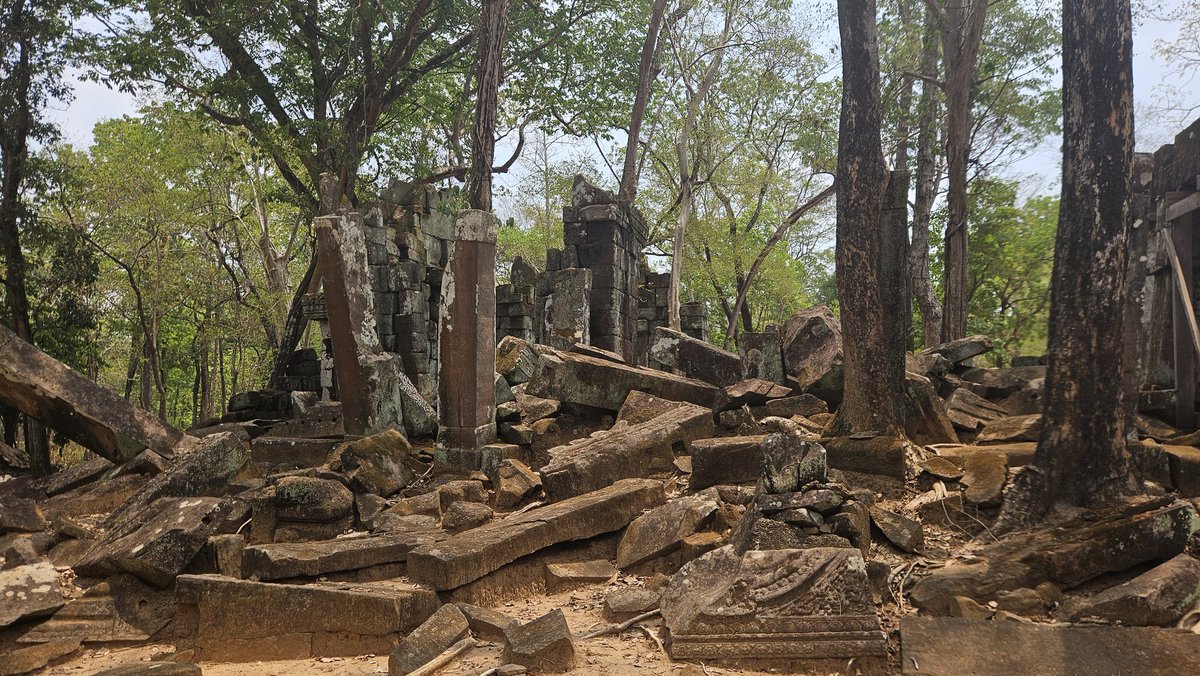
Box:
241;529;447;581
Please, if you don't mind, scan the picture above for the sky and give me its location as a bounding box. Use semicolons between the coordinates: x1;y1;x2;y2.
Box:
48;2;1200;199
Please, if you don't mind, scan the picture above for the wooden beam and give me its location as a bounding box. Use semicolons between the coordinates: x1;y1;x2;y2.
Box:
1166;191;1200;222
1165;223;1199;427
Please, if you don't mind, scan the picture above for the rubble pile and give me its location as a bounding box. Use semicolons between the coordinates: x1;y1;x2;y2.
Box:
3;302;1200;676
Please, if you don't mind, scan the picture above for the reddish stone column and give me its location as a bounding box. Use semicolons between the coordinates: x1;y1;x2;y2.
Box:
437;210;498;466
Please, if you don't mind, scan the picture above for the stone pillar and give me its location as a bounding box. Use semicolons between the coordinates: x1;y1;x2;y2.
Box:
437;210;498;466
738;325;785;384
543;268;591;350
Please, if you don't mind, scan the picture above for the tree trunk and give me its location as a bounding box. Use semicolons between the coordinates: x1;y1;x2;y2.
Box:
466;0;510;212
830;0;905;437
619;0;669;202
910;2;944;346
0;0;49;475
939;0;988;343
997;0;1137;531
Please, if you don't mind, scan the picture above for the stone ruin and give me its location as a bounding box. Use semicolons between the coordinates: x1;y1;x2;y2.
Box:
3;148;1200;674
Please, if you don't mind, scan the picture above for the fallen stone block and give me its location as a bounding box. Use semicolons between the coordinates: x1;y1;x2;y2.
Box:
274;476;354;523
492;459;541;511
0;561;67;628
689;436;765;490
909;497;1199;615
1162;444;1200;497
388;603;469;675
19;573;173;644
497;336;541;385
946;388;1013;432
977;414;1043;444
919;335;993;364
407;478;664;590
724;379;792;407
869;507;924;553
92;663;202;676
933;442;1037;467
661;546;886;664
0;323;187;462
1;538;40;569
456;602;517;639
616;492;719;569
738;328;785;385
435;480;487;510
649;327;745;387
76;497;235;587
31;457;114;497
544;560;617;591
104;432;249;528
442;501;493;532
604;587;660;621
539;400;712;502
526;348;723;411
900;617;1200;676
0;639;81;676
0;496;45;533
903;374;959;445
241;529;446;581
781;306;843;391
762;432;827;493
175;574;441;661
327;429;415;497
958;450;1009;507
962;365;1047;400
250;436;340;468
1057;553;1200;626
764;394;828;419
42;474;148;521
503;609;576;673
823;436;906;482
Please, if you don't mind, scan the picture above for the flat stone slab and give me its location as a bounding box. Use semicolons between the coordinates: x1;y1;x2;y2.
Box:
407;478;665;590
242;529;447;581
539;400;713;501
0;561;66;628
174;574;441;661
526;348;724;411
661;546;886;662
689;436;765;490
900;617;1200;675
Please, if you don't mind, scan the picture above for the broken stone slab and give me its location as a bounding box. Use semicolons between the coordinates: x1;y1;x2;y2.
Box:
933;442;1037;467
0;639;82;676
903;374;960;445
496;336;541;385
538;400;713;502
868;507;924;553
723;379;792;409
406;478;664;590
388;603;470;676
958;450;1009;507
491;459;541;511
919;334;994;364
2;539;40;570
962;365;1047;399
42;474;148;521
174;574;441;661
1162;444;1200;497
764;394;829;419
909;498;1200;615
92;663;202;676
946;388;1012;431
0;323;188;462
0;496;45;533
615;491;720;569
0;561;67;628
780;306;843;391
515;391;559;423
18;573;173;644
457;602;517;639
899;617;1200;676
442;501;493;532
435;480;488;509
273;476;354;523
328;429;415;497
526;348;724;411
0;439;29;471
76;497;236;587
761;432;827;493
1057;553;1200;626
649;327;745;387
661;546;886;663
542;268;591;350
604;587;661;621
977;414;1043;444
241;529;447;581
919;455;965;480
503;609;576;673
249;436;339;468
689;436;765;490
822;436;906;482
104;432;249;529
30;457;115;497
544;560;617;591
738;328;785;385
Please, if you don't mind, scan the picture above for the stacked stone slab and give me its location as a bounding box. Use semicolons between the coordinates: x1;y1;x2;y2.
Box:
636;266;709;363
560;177;648;363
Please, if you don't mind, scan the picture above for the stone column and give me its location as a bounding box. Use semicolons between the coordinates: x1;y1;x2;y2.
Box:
437;210;498;466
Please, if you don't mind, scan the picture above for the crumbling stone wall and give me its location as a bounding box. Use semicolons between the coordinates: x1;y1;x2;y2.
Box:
636;265;708;363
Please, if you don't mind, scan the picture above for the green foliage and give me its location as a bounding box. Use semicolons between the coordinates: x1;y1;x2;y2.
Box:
963;179;1057;365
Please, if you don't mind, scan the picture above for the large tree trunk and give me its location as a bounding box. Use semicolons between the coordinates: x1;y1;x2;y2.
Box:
618;0;669;203
830;0;905;437
466;0;510;212
910;2;944;346
0;0;50;475
939;0;988;343
997;0;1137;531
